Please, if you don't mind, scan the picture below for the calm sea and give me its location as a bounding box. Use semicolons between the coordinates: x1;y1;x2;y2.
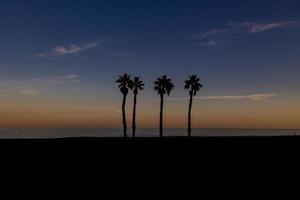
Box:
0;128;299;139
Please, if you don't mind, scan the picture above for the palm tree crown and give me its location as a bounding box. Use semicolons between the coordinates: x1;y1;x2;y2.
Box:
154;75;175;96
184;75;202;96
131;77;145;95
116;73;133;94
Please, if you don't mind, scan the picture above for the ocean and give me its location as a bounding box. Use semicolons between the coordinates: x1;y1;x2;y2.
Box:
0;128;299;139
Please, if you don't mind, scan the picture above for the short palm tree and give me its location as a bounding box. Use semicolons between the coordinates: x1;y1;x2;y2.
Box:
130;77;145;138
184;75;203;137
154;75;175;137
116;73;132;137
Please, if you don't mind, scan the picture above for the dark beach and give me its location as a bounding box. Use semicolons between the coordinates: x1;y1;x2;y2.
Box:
2;136;299;174
1;136;299;150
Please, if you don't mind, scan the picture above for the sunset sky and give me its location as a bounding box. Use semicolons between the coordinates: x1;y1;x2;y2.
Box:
0;0;299;128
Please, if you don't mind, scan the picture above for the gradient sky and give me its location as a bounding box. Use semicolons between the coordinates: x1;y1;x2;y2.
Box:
0;0;300;128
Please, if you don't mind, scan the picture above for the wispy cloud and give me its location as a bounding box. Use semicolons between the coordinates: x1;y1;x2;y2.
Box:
191;20;300;46
71;105;119;112
0;74;81;97
21;88;40;96
172;93;279;102
200;39;219;47
20;74;81;86
112;52;136;57
192;29;228;39
51;74;77;79
196;93;279;101
50;74;81;83
228;21;298;33
37;41;101;59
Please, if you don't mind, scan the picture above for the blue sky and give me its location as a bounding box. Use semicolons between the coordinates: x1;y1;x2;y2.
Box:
0;0;300;128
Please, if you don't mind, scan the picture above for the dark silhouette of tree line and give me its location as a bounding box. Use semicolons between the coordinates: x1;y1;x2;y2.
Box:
116;74;202;138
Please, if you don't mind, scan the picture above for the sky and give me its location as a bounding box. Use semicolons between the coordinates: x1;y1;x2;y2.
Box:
0;0;299;128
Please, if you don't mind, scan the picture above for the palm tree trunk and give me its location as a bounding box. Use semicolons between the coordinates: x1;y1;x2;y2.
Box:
188;94;193;137
132;94;137;138
122;94;127;138
159;94;164;138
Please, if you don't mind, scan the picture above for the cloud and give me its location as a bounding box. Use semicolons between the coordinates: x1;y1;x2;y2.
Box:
172;93;279;102
195;93;279;101
51;74;78;80
21;88;40;96
192;29;228;39
50;74;81;84
228;21;298;33
113;52;136;57
71;105;119;112
0;74;80;96
18;74;81;86
200;39;219;47
191;20;299;46
37;41;101;59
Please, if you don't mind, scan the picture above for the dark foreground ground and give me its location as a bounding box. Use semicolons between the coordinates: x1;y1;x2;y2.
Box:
1;136;299;162
1;135;299;143
1;136;299;166
1;136;299;179
1;136;299;151
1;135;299;142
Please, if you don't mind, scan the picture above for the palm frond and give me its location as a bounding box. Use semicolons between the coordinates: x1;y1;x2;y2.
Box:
184;75;203;96
116;73;133;95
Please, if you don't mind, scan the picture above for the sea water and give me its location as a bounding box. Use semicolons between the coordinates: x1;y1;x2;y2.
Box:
0;128;299;139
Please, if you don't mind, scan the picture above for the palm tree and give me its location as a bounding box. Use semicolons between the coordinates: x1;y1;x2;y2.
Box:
154;75;175;137
130;77;145;138
184;75;203;137
116;73;132;137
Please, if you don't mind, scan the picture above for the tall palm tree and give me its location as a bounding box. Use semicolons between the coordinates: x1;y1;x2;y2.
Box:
130;77;145;138
116;73;132;137
154;75;175;138
184;75;203;137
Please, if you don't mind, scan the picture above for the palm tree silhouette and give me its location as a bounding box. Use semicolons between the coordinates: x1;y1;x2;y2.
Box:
154;75;175;137
116;73;133;138
130;77;145;138
184;75;203;137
